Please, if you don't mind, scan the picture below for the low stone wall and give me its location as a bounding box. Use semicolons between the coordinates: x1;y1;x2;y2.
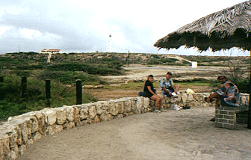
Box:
150;93;215;109
0;93;217;160
0;97;151;160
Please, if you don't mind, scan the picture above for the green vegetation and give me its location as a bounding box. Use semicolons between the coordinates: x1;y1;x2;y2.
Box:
104;80;214;91
0;74;97;120
147;57;180;65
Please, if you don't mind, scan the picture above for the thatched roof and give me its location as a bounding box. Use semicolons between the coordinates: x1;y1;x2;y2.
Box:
154;1;251;51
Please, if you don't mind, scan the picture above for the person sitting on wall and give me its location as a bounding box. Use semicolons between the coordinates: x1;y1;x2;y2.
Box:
160;72;179;97
205;76;239;106
143;75;163;113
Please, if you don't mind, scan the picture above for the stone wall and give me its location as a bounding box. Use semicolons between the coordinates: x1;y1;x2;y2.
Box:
0;93;217;160
152;93;215;109
0;97;151;160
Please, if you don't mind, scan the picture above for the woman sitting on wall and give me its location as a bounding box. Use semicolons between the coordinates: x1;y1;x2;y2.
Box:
143;75;163;112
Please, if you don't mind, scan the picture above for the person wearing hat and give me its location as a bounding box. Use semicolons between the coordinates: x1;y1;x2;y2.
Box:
160;72;179;97
205;76;239;104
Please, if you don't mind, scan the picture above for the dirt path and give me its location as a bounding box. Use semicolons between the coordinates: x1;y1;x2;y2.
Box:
19;107;251;160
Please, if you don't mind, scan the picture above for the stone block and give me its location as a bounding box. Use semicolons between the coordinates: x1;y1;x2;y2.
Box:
135;97;144;114
79;107;89;120
93;116;101;123
32;132;42;142
108;101;118;116
143;98;150;109
124;100;132;113
34;112;46;135
88;105;97;119
19;123;28;145
64;107;74;122
116;101;124;114
9;150;18;160
95;102;107;115
7;130;18;150
73;107;80;123
215;122;223;128
63;122;75;129
43;109;57;126
220;111;227;114
223;124;236;129
45;126;55;135
115;114;124;119
29;116;39;134
53;125;63;133
224;115;235;120
0;134;10;160
100;112;113;121
18;145;26;157
56;109;67;125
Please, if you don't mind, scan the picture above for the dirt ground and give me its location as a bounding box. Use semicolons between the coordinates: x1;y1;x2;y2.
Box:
102;64;226;83
86;85;213;101
19;107;251;160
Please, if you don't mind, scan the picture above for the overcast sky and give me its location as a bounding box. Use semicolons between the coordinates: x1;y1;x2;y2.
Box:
0;0;249;56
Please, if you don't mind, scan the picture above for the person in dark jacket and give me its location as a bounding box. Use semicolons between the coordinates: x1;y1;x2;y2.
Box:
144;75;163;112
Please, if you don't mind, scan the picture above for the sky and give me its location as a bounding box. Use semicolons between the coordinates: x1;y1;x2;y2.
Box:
0;0;249;56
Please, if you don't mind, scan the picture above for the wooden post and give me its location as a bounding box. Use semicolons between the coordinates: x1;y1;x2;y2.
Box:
21;77;27;98
0;76;3;100
45;80;51;107
76;79;82;105
248;50;251;129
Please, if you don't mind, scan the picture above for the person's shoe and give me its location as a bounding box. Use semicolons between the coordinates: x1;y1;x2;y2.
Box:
154;109;161;113
160;108;167;112
183;106;191;109
204;97;210;103
171;93;178;98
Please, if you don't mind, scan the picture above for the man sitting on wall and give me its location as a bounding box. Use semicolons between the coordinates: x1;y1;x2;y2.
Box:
205;76;239;106
160;72;179;97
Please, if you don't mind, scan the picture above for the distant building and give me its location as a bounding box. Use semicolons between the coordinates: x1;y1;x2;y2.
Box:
40;49;61;54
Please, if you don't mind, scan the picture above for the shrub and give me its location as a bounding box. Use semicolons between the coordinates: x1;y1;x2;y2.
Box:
37;70;102;84
47;63;122;75
0;74;98;120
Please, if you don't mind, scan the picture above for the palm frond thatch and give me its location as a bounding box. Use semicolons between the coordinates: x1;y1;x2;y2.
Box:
154;1;251;51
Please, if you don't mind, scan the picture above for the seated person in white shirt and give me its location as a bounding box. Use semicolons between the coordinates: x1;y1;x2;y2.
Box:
160;72;179;97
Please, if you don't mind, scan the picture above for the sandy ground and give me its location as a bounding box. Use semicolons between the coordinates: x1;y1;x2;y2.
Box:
20;107;251;160
102;64;227;83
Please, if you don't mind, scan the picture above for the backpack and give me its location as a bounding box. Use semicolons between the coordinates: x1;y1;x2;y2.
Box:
138;92;146;97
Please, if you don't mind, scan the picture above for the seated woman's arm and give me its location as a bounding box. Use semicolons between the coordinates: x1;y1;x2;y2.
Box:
224;93;235;101
147;86;156;95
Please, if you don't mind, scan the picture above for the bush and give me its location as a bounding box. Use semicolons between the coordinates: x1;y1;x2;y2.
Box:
47;63;122;75
37;70;102;84
232;78;250;93
0;74;98;120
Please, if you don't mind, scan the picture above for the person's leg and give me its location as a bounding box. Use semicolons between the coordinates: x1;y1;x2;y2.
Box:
175;85;180;93
206;92;220;102
158;95;166;111
151;95;161;110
